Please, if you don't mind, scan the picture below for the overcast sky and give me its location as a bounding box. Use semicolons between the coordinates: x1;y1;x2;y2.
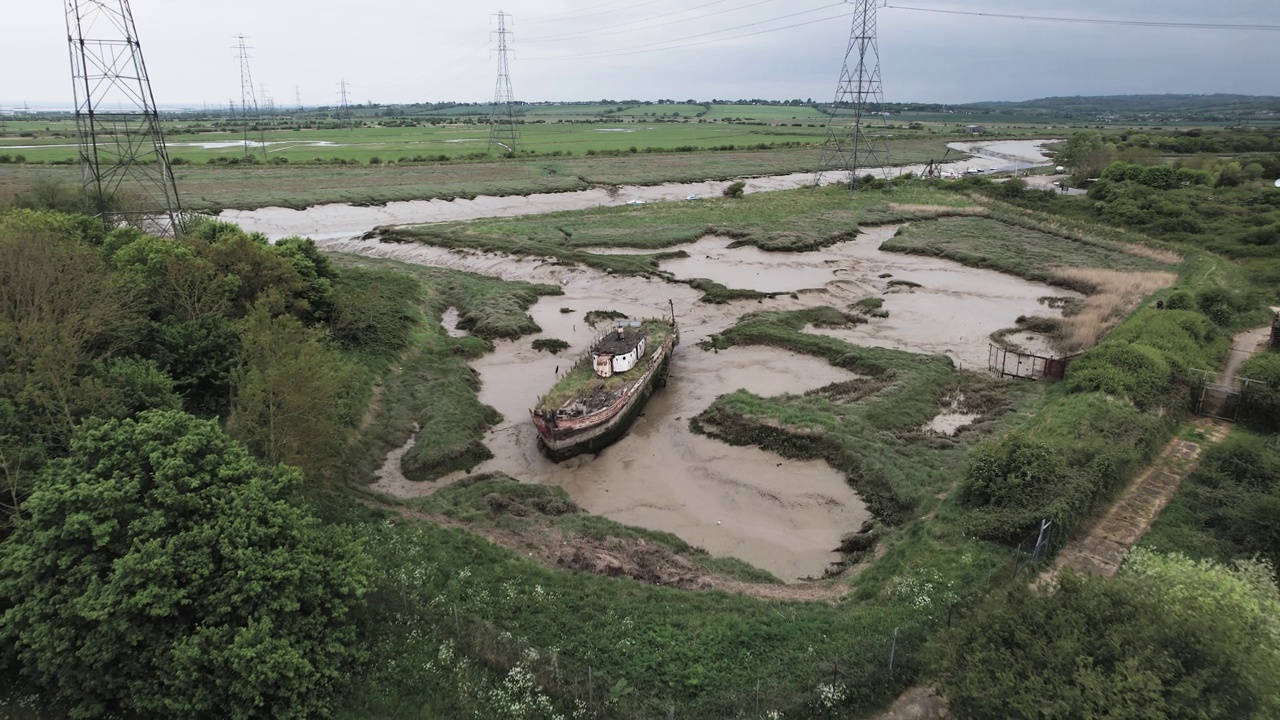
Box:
3;0;1277;110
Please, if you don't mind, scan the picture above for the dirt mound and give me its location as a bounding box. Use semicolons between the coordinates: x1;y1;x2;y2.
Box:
555;537;713;590
387;504;852;602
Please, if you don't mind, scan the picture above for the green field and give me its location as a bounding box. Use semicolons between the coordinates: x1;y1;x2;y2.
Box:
0;138;963;211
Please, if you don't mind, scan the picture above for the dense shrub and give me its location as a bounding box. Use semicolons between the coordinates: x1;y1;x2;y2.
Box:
328;268;420;358
1065;342;1172;408
0;411;372;719
1239;352;1280;431
962;392;1166;545
964;432;1062;506
939;551;1280;719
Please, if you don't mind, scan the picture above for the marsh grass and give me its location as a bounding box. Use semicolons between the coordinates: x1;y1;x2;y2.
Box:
376;184;988;303
3;137;965;210
329;254;559;483
881;216;1173;293
694;308;1035;524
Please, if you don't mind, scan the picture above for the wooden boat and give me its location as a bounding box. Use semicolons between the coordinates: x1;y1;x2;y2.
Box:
531;304;678;461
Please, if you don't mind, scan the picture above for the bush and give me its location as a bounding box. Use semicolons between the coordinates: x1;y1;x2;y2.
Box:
939;552;1280;719
965;432;1063;506
0;411;372;719
723;181;746;199
329;267;420;358
1065;341;1173;409
1240;353;1280;431
531;337;570;354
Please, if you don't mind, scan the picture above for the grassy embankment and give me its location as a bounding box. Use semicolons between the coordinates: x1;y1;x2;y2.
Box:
953;254;1262;556
535;320;674;412
378;181;989;303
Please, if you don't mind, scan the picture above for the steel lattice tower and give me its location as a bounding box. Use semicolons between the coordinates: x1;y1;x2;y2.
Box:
337;78;353;128
814;0;890;190
234;35;267;160
65;0;181;235
488;11;522;156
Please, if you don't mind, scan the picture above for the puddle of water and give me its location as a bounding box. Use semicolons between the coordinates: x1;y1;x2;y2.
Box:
923;412;980;436
221;140;1059;242
440;307;467;338
660;236;845;294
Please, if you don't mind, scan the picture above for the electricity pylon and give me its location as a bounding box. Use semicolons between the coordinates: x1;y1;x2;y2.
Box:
65;0;181;235
234;35;268;160
488;11;522;156
814;0;891;190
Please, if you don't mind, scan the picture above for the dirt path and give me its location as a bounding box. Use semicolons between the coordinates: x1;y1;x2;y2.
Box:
1047;417;1229;579
1047;322;1271;580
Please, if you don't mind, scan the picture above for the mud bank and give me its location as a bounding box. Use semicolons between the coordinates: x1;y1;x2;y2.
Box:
352;224;1070;579
220;140;1059;242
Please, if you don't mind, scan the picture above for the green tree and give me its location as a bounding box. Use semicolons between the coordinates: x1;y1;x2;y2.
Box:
1056;130;1115;181
723;180;746;198
0;209;142;445
0;410;372;719
227;304;352;479
274;236;338;324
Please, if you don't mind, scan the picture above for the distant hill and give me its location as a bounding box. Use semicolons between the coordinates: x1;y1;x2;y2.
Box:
960;94;1280;121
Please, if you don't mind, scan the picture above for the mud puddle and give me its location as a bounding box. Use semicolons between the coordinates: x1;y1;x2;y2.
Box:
220;140;1059;242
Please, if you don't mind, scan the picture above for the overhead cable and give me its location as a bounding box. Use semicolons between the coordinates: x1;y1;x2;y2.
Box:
528;2;849;60
884;5;1280;31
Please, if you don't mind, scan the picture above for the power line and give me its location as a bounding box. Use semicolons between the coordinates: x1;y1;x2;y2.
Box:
884;5;1280;31
523;0;752;43
522;0;669;25
528;2;848;60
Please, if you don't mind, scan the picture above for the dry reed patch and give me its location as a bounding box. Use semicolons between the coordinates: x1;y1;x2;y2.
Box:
1118;243;1183;265
1052;268;1177;352
889;203;987;215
